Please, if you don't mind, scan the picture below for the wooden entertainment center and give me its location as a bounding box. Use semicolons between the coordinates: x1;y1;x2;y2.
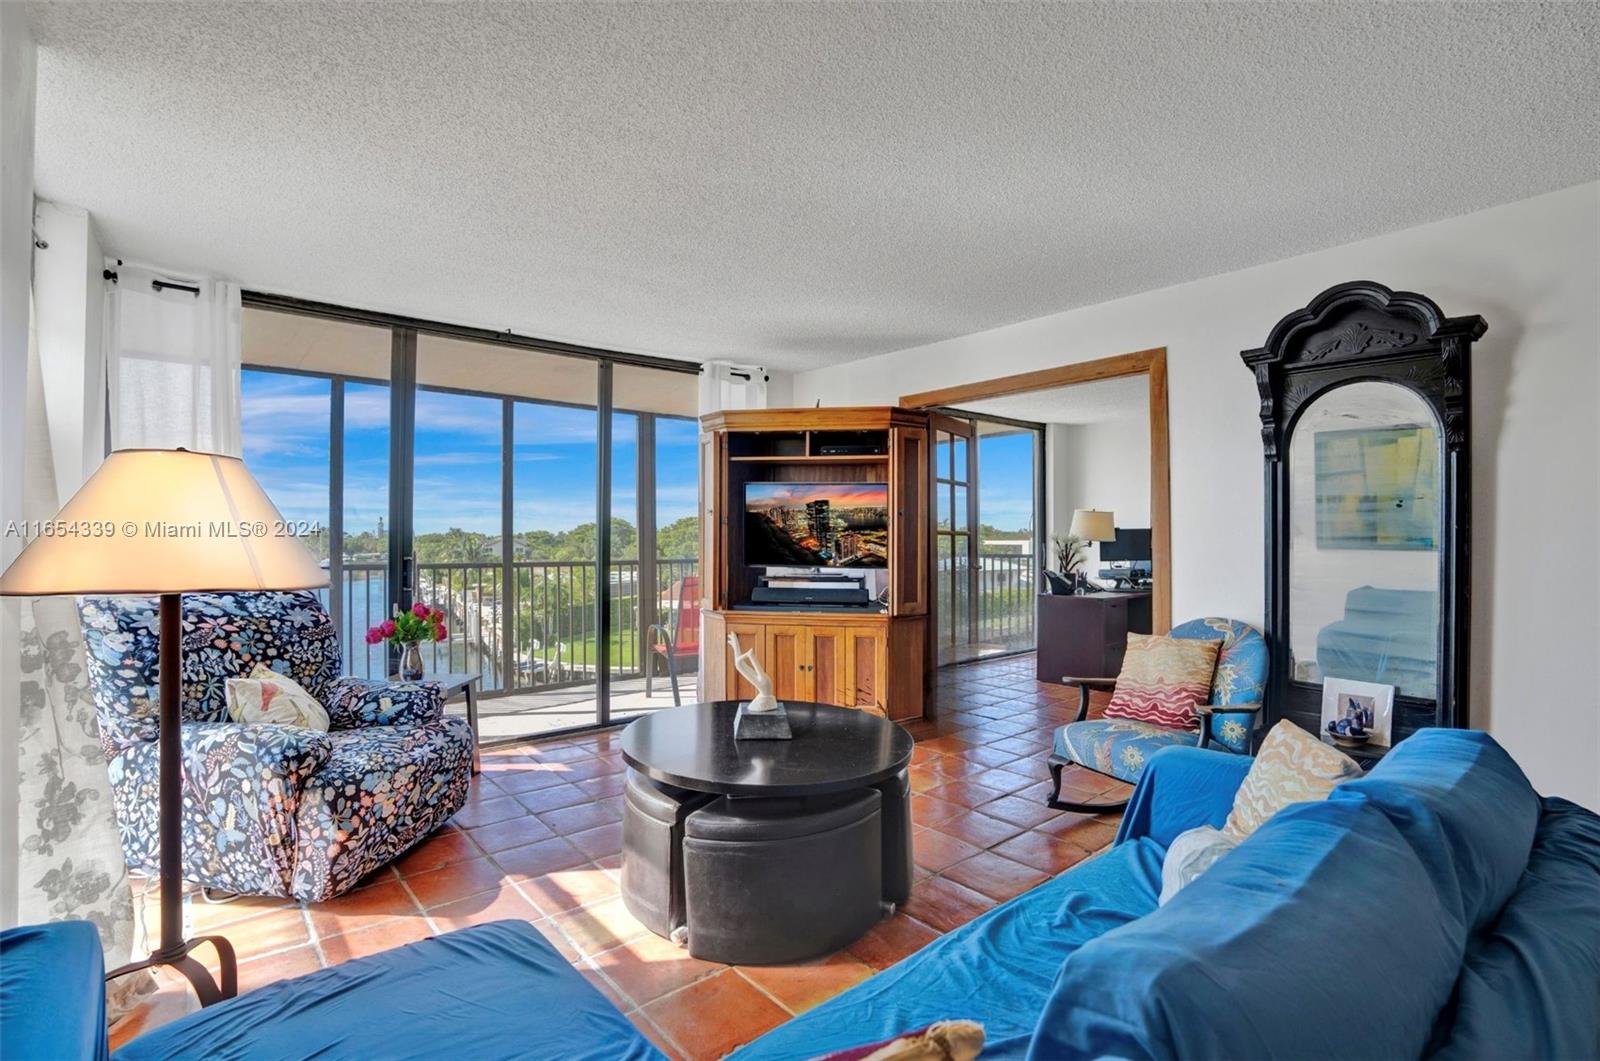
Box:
699;407;931;721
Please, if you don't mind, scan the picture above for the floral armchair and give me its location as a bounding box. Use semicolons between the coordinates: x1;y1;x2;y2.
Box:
1047;617;1268;812
78;591;473;902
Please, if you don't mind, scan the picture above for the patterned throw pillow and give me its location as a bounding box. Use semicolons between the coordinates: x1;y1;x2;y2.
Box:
1104;634;1222;730
1222;720;1363;840
819;1020;985;1061
225;663;331;731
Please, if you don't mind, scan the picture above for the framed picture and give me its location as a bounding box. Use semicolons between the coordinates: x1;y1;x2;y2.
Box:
1320;677;1396;746
1314;425;1439;550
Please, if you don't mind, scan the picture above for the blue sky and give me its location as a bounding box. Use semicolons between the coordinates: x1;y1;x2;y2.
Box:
977;431;1036;534
242;368;1029;538
242;369;699;536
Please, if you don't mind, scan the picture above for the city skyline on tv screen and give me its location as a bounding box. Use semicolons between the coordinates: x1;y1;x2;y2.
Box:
744;482;889;568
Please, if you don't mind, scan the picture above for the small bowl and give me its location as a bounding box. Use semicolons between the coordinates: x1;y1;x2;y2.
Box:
1329;731;1371;748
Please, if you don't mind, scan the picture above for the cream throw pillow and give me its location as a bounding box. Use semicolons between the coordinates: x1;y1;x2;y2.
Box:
225;663;331;731
1222;720;1363;840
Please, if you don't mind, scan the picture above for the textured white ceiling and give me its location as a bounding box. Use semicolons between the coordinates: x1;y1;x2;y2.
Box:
957;376;1148;427
26;2;1600;370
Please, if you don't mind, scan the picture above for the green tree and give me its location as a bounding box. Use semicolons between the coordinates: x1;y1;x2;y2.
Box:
656;516;700;559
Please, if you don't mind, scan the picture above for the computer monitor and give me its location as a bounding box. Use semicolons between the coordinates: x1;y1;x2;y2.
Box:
1098;527;1151;563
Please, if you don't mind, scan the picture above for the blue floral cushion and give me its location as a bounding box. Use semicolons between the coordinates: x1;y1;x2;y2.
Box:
1055;720;1198;784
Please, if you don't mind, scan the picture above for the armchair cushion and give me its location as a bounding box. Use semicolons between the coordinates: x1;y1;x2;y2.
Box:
324;676;444;729
291;716;474;901
1055;719;1196;785
108;722;332;896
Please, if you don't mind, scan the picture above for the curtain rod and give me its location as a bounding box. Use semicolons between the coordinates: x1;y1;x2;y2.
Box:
101;266;202;297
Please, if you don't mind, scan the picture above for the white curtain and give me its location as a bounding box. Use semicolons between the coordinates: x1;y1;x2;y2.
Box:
17;295;151;1016
106;263;241;455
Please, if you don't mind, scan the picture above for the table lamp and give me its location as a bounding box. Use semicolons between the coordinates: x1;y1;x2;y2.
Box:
1069;509;1115;591
0;448;327;1005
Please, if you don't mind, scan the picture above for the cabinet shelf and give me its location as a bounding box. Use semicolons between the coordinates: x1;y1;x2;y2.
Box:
728;454;888;464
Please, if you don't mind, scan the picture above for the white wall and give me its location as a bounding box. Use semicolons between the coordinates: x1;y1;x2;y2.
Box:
1046;409;1151;577
0;2;36;930
32;200;105;495
796;182;1600;809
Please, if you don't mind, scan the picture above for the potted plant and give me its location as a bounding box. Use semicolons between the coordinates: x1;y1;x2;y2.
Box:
1051;534;1088;592
366;602;448;680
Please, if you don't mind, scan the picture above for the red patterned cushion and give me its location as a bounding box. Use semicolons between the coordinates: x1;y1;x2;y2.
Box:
1104;634;1222;730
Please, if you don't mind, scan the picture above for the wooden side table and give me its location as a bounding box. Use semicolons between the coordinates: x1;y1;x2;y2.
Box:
394;671;481;774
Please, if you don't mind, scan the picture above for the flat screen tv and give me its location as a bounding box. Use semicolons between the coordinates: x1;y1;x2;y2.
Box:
744;482;889;568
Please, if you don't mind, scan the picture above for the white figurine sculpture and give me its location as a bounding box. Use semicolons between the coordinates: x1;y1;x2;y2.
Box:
728;632;779;713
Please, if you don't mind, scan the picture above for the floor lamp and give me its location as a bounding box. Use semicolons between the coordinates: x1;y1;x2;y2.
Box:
0;448;327;1006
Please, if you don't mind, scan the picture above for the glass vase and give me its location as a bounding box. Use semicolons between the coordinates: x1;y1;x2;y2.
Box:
399;641;425;681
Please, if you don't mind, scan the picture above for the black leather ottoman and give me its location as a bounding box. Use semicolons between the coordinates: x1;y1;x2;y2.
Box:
621;771;711;940
682;789;883;965
873;768;913;907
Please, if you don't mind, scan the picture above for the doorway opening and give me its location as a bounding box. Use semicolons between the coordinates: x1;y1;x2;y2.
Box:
902;349;1172;671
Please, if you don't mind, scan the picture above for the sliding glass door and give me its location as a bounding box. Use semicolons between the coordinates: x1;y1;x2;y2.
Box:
927;409;1044;665
240;303;700;741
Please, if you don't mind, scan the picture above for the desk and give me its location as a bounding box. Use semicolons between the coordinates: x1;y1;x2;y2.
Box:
1036;591;1153;682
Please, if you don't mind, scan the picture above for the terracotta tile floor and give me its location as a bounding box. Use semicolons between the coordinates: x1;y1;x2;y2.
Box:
111;654;1128;1059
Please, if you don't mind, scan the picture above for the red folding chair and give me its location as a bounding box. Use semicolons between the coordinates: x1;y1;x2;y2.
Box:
646;575;700;705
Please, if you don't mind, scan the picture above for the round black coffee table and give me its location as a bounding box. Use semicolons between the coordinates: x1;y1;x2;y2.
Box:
620;701;915;964
621;700;914;796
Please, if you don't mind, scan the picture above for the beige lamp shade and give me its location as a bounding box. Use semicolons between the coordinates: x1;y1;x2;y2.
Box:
1069;509;1115;542
0;448;328;596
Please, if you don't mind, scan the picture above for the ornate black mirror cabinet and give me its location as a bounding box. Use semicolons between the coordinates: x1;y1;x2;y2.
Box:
1242;281;1485;753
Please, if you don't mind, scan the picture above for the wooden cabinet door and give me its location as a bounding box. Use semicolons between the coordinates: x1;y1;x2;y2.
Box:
840;627;888;715
807;627;846;707
764;625;809;702
723;620;767;701
890;425;929;616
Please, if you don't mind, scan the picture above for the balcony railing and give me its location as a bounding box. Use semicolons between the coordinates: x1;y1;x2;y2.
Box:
975;551;1037;649
331;558;699;694
330;551;1033;690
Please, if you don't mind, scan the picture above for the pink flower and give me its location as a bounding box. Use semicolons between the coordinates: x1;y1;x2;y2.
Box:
364;628;383;646
380;619;397;637
435;625;448;642
411;601;430;619
429;607;444;622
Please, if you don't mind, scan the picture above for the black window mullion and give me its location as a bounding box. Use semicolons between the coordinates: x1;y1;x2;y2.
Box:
595;363;613;725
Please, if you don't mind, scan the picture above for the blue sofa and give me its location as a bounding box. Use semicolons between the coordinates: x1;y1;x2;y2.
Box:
10;731;1597;1059
1316;585;1439;697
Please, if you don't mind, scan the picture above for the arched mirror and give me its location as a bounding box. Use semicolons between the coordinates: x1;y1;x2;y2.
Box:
1243;282;1485;758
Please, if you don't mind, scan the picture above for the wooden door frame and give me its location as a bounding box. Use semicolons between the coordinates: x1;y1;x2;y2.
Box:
900;348;1172;634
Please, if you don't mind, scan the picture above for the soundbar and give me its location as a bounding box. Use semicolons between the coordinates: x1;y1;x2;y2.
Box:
751;583;872;606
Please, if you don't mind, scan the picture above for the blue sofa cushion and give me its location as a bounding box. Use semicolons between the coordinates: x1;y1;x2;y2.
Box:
0;921;109;1061
1030;795;1467;1060
1335;728;1541;935
733;838;1167;1061
1430;797;1600;1060
115;921;663;1061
